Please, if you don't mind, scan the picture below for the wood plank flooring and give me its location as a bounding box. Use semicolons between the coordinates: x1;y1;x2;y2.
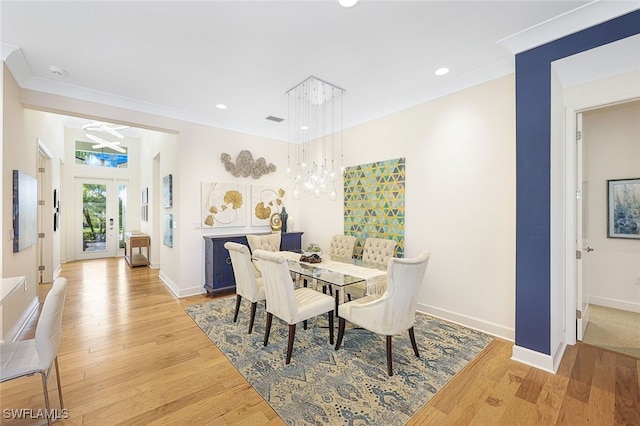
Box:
1;258;639;425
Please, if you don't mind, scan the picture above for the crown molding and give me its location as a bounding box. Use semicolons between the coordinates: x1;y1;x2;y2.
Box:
1;44;32;85
497;1;640;54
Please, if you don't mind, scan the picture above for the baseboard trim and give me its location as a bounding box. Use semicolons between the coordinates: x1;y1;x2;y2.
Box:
511;344;564;374
4;296;39;343
158;270;179;298
588;296;640;313
158;271;205;298
552;341;568;373
53;264;62;280
416;302;514;341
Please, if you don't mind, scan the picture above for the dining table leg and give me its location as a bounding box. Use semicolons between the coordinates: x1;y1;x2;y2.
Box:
334;286;347;316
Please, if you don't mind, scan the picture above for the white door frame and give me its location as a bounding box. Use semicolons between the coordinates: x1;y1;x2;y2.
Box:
37;138;53;283
575;113;590;340
564;86;640;345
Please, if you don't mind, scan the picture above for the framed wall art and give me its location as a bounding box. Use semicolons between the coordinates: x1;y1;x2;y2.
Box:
141;187;148;204
251;185;285;227
608;178;640;239
201;182;247;228
12;170;38;252
344;158;406;258
164;214;174;247
163;174;173;208
53;188;61;232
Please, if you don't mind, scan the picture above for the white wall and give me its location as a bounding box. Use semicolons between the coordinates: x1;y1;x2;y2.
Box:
24;110;65;281
176;123;292;296
139;129;178;284
17;88;295;298
2;66;38;338
583;100;640;312
300;75;517;339
12;75;517;340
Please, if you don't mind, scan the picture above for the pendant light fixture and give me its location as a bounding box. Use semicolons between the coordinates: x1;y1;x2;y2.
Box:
286;76;345;201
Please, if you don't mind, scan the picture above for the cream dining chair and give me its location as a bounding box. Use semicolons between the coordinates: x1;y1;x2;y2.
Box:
316;234;358;295
246;233;282;274
225;241;266;334
346;237;397;299
329;234;357;260
253;250;335;364
335;251;430;376
0;277;68;426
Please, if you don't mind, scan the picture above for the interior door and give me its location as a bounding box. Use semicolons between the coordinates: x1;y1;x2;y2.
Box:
576;113;591;340
75;178;119;260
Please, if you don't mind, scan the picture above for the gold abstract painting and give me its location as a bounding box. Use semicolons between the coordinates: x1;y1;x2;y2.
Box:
201;182;247;228
251;185;285;227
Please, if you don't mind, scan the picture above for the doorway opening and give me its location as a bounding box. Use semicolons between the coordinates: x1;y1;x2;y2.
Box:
576;100;640;359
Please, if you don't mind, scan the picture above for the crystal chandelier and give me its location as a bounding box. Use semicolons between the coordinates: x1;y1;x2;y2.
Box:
286;76;345;201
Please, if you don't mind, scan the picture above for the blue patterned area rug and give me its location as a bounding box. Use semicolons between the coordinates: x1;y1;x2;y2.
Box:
185;297;492;425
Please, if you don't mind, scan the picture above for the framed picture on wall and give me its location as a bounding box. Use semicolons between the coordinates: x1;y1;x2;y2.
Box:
164;214;173;247
12;170;38;252
607;178;640;239
141;187;148;205
163;174;173;208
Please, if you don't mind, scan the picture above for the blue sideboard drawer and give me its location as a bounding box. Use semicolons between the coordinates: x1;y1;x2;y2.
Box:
203;232;303;295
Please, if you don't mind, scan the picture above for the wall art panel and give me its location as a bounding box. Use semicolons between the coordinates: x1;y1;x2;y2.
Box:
344;158;405;258
201;182;247;228
13;170;38;252
251;185;285;227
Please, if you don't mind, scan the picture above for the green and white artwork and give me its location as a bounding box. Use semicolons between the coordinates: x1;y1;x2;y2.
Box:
344;158;405;258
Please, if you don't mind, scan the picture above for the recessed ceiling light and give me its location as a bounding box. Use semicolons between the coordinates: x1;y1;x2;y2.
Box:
338;0;359;7
216;104;227;110
435;67;450;76
48;65;66;76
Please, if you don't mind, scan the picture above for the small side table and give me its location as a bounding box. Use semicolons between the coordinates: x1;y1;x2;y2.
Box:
124;233;150;267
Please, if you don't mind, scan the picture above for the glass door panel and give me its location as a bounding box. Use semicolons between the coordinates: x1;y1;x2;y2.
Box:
75;178;118;260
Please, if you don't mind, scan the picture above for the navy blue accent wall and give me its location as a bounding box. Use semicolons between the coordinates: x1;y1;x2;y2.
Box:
515;10;640;354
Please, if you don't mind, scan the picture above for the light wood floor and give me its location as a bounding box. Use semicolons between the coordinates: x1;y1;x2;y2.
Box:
1;258;639;425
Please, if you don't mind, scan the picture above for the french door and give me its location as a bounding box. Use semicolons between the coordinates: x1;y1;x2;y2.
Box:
75;178;128;260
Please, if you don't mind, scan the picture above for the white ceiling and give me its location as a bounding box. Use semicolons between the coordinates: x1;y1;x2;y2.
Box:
1;1;639;140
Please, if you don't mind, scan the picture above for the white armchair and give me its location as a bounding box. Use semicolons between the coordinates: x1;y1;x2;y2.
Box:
329;234;357;260
0;277;68;425
346;237;397;299
247;233;282;273
335;251;430;376
253;250;335;364
224;241;266;334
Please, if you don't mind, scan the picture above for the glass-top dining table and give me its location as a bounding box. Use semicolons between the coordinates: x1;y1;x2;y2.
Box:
277;251;387;315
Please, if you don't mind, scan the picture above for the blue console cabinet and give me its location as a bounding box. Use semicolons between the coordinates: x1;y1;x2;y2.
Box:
203;232;303;295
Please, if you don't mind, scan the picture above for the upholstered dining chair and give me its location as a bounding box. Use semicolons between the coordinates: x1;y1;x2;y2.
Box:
0;277;68;426
346;237;397;299
329;234;357;260
246;233;281;253
335;251;430;376
224;241;266;334
253;250;335;364
246;233;282;273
